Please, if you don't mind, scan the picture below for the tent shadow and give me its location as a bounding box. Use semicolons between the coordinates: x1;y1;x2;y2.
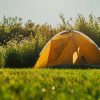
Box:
46;64;100;69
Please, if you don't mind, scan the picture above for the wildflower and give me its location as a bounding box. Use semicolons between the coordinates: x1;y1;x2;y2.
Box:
71;89;74;93
41;88;46;92
52;86;55;90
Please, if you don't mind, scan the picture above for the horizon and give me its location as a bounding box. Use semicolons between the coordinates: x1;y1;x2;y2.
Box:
0;0;100;26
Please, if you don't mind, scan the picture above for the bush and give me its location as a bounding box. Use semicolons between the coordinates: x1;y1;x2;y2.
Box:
5;40;21;68
75;14;100;46
4;36;48;68
59;14;100;46
0;46;5;67
0;14;100;68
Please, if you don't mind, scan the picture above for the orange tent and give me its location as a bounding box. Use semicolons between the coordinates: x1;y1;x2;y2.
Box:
99;48;100;54
34;31;100;68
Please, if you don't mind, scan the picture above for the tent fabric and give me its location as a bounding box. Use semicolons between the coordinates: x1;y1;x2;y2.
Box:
99;48;100;54
34;31;100;68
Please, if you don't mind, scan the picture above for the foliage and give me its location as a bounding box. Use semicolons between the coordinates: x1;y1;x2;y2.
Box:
0;46;5;67
0;14;100;68
5;39;37;68
0;69;100;100
75;14;100;46
59;14;100;46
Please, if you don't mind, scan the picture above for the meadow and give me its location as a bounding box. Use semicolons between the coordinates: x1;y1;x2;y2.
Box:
0;14;100;100
0;69;100;100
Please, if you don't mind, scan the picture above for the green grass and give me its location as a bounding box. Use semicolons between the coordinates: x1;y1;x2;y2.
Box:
0;69;100;100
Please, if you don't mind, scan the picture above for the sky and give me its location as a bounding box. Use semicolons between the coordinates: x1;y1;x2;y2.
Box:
0;0;100;26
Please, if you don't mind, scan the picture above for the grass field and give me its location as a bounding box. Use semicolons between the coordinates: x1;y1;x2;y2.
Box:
0;69;100;100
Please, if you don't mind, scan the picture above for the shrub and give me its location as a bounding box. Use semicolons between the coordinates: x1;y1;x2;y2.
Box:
0;46;5;67
0;14;100;68
5;40;21;68
4;37;46;68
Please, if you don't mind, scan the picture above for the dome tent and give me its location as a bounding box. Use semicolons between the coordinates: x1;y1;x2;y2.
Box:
99;48;100;54
34;31;100;68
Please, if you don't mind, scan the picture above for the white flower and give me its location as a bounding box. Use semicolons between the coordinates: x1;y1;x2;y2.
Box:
41;88;46;92
52;86;55;90
71;89;74;93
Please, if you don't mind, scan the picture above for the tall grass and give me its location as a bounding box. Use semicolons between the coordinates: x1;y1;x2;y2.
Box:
0;14;100;68
0;46;5;67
